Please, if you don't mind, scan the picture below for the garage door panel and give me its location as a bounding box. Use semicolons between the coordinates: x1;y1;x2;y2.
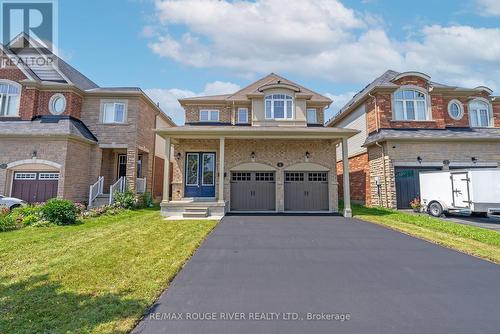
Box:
12;172;58;203
230;172;275;211
284;172;329;211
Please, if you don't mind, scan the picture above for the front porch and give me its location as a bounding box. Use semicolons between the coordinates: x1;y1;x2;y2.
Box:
157;126;357;218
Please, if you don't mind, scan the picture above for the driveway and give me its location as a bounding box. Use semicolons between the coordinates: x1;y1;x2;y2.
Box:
133;215;500;334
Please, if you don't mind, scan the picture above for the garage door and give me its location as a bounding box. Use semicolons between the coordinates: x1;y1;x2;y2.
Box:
284;172;329;211
395;167;440;209
11;172;59;203
230;172;275;211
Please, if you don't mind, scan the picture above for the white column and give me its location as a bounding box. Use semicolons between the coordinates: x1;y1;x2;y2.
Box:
218;137;225;203
342;137;352;218
162;136;171;203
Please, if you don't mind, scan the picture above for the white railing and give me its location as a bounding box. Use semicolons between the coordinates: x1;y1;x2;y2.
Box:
88;176;104;207
109;176;127;205
136;177;146;194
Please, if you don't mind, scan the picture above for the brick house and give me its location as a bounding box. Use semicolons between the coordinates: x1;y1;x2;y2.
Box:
328;70;500;209
156;73;357;218
0;37;174;205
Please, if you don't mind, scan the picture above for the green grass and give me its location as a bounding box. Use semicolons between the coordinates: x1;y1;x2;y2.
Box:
0;208;218;334
349;204;500;263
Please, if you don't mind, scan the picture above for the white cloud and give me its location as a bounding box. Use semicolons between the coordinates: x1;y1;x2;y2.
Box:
145;80;240;124
476;0;500;16
147;0;500;92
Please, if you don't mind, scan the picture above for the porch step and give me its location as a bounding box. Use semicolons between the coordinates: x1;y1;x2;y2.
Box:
182;207;209;218
92;194;110;207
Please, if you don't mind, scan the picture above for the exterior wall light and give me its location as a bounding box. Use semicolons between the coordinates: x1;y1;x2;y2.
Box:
175;152;182;160
250;152;256;162
417;156;422;164
471;157;477;164
32;150;37;158
305;151;310;162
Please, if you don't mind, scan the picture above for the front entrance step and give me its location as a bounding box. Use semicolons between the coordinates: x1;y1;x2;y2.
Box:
91;194;110;207
182;207;209;218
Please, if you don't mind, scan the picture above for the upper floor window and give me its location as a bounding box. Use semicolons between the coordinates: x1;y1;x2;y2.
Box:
200;109;219;122
0;82;20;117
102;102;126;123
306;108;318;124
49;93;67;115
237;108;248;123
265;94;293;120
469;99;492;127
393;88;428;121
447;99;464;120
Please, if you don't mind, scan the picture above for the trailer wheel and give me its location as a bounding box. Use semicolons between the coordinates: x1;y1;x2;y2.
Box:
428;202;443;217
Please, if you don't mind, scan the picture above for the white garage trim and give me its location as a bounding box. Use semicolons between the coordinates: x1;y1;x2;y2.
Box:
7;159;62;170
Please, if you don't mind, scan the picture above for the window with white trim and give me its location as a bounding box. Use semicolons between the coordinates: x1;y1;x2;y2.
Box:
469;99;491;127
102;102;126;123
306;108;318;124
49;94;66;115
200;109;219;122
14;172;37;180
447;100;463;120
0;82;20;116
237;108;248;123
393;88;428;121
39;173;60;180
265;94;293;120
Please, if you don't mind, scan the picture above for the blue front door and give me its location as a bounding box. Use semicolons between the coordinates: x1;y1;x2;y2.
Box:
184;152;216;197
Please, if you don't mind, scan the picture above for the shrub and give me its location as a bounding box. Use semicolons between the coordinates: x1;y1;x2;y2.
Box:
113;191;137;209
10;204;43;226
41;199;77;225
141;192;154;208
0;214;19;232
74;203;86;215
0;207;10;217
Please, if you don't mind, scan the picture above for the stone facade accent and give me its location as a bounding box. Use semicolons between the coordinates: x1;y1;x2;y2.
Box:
367;144;396;208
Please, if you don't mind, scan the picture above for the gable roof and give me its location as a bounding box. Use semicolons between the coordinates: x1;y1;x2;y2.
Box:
179;73;332;104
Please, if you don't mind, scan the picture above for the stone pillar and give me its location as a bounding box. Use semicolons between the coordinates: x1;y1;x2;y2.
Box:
218;137;225;203
162;137;171;203
342;137;352;218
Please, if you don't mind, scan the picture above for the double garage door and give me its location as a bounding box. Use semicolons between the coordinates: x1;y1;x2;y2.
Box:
230;171;328;211
11;172;59;203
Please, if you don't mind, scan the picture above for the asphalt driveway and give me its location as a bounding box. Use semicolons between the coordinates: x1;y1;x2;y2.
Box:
133;215;500;334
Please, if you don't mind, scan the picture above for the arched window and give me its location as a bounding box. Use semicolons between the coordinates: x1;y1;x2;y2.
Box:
469;99;491;127
265;94;293;120
393;88;428;121
0;82;20;116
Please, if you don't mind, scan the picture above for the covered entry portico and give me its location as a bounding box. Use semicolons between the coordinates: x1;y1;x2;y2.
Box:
156;126;357;218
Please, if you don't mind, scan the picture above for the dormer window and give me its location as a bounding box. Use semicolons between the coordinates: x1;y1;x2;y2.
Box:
200;109;219;122
469;99;492;127
393;88;429;121
265;94;293;120
0;82;20;117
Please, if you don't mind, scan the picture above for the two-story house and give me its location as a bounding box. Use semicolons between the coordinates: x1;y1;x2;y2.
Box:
156;73;358;218
0;36;175;205
328;70;500;209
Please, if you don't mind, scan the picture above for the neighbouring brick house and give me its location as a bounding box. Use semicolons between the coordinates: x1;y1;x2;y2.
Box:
156;73;358;218
0;36;175;205
329;70;500;209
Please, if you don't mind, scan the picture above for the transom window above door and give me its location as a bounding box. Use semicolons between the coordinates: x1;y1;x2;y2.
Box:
469;99;492;127
200;109;219;122
393;88;429;121
265;94;293;120
102;102;126;123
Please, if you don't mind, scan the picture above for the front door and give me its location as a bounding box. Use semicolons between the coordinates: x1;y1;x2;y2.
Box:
184;152;216;197
117;154;127;178
451;172;470;208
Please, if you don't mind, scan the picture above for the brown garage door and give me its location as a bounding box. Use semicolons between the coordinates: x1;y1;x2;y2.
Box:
230;172;275;211
284;172;329;211
11;172;59;203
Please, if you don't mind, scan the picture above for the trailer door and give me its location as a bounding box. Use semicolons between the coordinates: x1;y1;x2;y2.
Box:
451;172;470;208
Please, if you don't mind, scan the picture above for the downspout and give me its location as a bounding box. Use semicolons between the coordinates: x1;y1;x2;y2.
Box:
375;141;389;208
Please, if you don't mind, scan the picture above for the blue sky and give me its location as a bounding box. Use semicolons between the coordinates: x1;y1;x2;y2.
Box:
57;0;500;124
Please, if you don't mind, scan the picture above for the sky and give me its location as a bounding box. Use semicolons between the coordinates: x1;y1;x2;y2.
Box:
57;0;500;124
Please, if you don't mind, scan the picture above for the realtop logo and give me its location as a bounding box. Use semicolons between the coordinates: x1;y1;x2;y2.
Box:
1;0;57;51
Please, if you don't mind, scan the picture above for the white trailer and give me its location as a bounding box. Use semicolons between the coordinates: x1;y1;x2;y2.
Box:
419;169;500;217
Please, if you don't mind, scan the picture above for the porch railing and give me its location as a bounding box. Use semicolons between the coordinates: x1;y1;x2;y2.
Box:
88;176;104;208
136;177;146;194
109;176;127;205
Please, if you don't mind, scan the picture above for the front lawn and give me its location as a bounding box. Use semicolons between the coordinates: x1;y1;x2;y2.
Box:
0;208;218;334
350;204;500;263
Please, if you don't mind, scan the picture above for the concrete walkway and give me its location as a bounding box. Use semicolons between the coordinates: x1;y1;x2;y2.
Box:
133;215;500;334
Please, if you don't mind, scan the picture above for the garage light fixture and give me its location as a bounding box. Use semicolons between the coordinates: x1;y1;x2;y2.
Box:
417;156;422;164
32;150;37;158
471;157;477;164
250;152;256;162
175;152;182;160
305;151;310;162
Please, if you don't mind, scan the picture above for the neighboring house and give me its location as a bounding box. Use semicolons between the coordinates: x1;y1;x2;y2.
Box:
328;70;500;209
156;73;358;218
0;36;175;205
